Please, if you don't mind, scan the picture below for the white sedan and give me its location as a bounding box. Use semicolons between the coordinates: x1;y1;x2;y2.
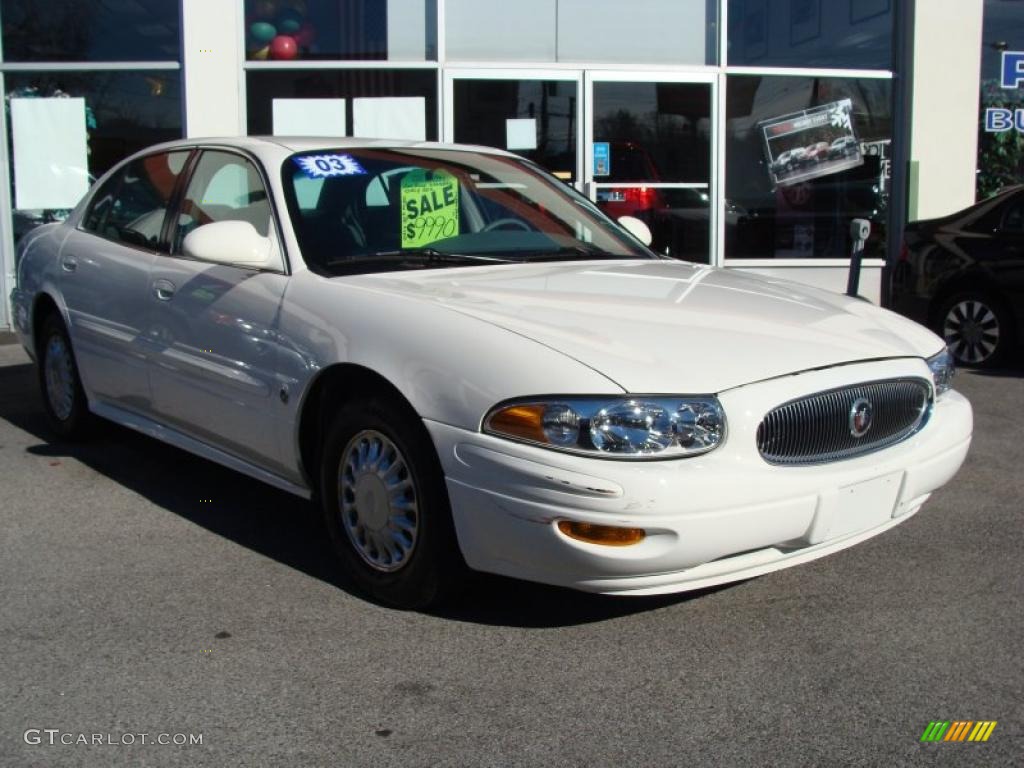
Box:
10;137;972;608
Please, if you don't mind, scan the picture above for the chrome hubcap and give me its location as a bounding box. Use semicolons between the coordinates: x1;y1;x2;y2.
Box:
944;300;1000;364
44;334;75;421
338;430;418;572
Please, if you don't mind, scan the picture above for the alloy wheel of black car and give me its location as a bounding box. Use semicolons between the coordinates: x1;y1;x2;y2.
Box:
940;294;1009;367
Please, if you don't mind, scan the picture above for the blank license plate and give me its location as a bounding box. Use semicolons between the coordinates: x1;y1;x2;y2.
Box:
831;471;903;539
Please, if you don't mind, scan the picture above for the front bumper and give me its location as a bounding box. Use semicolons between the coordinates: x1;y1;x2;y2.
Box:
426;358;973;595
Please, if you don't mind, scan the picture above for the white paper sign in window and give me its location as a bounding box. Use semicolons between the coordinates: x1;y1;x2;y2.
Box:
505;118;538;150
272;98;347;136
353;97;426;141
11;97;89;210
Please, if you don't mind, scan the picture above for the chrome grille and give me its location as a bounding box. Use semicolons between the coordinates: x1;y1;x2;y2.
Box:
756;378;932;465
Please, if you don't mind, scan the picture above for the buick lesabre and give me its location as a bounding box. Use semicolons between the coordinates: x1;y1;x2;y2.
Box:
11;138;972;608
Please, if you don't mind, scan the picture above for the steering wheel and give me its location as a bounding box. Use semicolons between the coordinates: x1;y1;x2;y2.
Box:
482;217;531;232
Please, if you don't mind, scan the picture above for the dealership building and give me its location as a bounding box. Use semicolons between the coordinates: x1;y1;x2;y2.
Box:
0;0;1012;331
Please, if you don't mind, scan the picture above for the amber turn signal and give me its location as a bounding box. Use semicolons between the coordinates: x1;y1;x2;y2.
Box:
557;520;646;546
486;404;548;443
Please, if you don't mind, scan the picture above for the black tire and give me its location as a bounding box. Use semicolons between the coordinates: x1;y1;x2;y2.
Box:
936;291;1015;369
36;312;92;439
319;394;464;609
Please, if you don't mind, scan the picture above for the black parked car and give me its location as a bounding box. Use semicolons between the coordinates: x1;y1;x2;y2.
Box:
887;186;1024;368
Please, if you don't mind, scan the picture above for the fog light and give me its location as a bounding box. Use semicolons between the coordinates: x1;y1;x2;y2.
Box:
557;520;646;546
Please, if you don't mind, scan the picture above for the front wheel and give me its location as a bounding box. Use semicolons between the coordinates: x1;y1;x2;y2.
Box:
319;395;464;609
37;312;92;439
938;292;1014;368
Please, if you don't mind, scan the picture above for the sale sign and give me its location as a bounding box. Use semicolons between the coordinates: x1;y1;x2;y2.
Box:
400;169;460;248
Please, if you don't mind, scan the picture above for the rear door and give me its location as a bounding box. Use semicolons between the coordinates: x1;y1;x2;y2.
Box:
145;149;292;474
60;150;191;410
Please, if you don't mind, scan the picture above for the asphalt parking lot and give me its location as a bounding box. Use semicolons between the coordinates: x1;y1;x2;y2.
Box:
0;339;1021;767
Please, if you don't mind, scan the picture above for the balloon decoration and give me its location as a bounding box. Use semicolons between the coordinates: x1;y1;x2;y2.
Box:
247;1;317;61
250;21;276;44
278;9;302;34
269;34;298;60
294;22;316;47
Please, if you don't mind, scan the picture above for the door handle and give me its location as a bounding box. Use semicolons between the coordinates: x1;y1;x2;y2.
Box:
152;279;176;301
61;255;78;272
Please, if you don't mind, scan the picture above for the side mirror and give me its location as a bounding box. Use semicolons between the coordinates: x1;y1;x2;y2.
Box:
617;215;653;247
182;220;281;270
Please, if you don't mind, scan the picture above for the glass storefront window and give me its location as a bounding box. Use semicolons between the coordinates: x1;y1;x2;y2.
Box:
557;0;715;66
593;82;711;183
724;75;892;260
445;0;556;61
446;0;712;64
246;70;438;140
453;79;578;183
593;81;712;263
0;0;180;62
977;0;1024;198
727;0;893;70
5;71;183;249
243;0;436;61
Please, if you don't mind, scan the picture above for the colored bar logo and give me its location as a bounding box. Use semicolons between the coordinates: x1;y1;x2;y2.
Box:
920;721;997;742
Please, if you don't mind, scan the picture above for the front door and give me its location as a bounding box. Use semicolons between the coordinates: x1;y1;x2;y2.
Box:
146;149;290;474
586;72;716;263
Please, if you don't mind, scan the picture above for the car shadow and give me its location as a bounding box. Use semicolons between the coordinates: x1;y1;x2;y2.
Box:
964;360;1024;379
0;356;721;628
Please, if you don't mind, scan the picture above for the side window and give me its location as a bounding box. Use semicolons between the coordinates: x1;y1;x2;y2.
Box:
82;151;190;251
173;151;272;254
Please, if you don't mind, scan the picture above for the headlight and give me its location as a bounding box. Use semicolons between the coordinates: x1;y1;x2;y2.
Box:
927;348;955;397
483;396;726;459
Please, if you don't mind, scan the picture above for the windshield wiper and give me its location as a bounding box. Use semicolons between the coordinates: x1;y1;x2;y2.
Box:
324;248;513;270
514;245;636;262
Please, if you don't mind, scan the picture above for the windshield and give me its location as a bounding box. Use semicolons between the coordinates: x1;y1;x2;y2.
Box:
281;148;655;275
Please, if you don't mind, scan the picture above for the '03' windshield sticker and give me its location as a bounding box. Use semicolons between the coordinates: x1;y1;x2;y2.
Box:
400;169;459;248
294;154;367;179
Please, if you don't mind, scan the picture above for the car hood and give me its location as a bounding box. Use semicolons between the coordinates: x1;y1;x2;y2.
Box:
349;260;943;393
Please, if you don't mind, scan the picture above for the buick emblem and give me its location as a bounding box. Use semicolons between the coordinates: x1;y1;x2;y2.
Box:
849;397;873;438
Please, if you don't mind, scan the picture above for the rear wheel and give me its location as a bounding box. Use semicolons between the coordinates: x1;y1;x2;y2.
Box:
938;292;1014;368
37;312;92;439
319;394;464;609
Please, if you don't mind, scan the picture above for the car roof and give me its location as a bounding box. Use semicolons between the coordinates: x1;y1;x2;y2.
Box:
132;135;518;161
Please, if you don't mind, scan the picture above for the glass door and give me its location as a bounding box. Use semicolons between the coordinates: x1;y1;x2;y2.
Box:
444;69;583;187
585;72;716;263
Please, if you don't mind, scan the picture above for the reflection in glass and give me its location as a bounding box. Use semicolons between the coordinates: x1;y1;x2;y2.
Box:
725;75;893;260
977;0;1024;197
83;151;190;252
593;82;711;182
593;82;712;263
727;0;892;70
243;0;435;61
453;80;578;183
5;72;183;249
246;70;438;140
0;0;180;62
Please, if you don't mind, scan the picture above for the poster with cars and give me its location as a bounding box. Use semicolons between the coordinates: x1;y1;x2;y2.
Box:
759;98;863;187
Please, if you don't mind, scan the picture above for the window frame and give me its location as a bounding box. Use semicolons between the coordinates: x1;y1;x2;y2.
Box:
161;145;292;275
77;148;195;256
